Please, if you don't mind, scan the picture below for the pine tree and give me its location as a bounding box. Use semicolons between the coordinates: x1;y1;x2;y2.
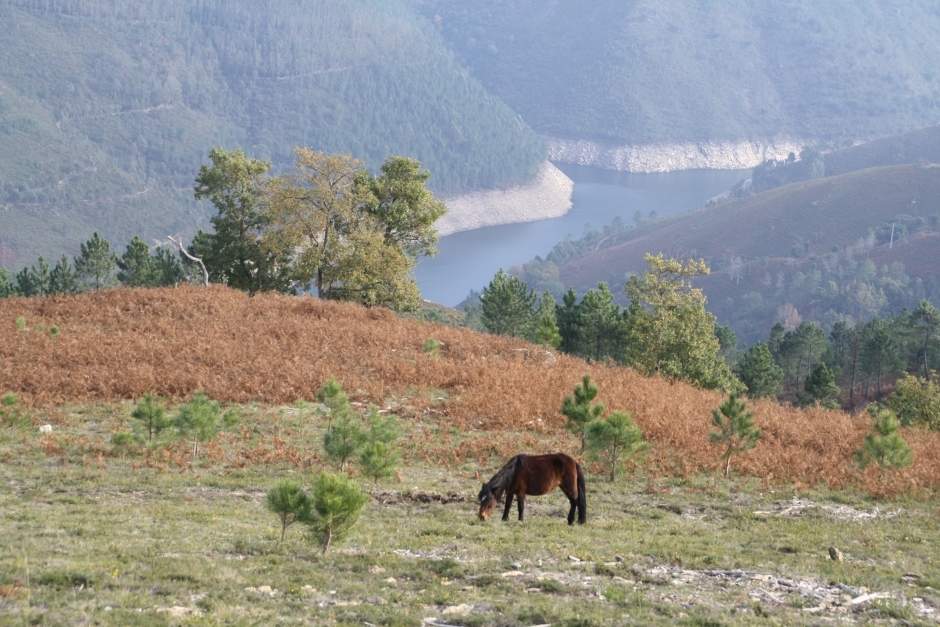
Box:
710;392;761;476
266;480;311;543
562;375;605;453
28;256;52;296
74;231;118;291
358;406;399;483
479;268;537;337
303;472;369;553
49;255;79;294
736;343;783;398
131;392;171;444
117;235;156;287
804;362;840;407
0;268;16;298
855;407;912;469
585;411;646;481
193;148;294;295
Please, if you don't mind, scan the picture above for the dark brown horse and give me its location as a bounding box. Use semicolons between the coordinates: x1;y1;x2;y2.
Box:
478;453;586;525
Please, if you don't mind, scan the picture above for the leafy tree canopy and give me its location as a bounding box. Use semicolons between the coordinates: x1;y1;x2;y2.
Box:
624;254;742;392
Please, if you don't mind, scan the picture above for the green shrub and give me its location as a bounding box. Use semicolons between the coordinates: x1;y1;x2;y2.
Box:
358;405;400;483
709;393;761;476
303;472;369;553
586;411;646;481
266;480;311;543
131;392;172;444
176;390;224;459
855;407;912;470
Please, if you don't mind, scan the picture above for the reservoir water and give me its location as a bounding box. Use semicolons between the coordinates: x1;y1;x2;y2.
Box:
414;164;749;307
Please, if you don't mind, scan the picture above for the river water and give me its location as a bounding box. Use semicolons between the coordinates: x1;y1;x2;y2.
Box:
414;164;749;307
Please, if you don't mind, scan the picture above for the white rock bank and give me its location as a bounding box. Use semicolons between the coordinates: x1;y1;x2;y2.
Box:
437;161;573;237
548;137;806;172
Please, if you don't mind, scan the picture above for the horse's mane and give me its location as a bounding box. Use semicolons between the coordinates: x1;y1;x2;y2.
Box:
484;454;523;500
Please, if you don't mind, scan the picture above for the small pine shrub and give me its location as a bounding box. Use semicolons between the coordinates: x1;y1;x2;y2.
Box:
303;472;369;553
358;406;400;484
585;411;646;481
318;378;364;470
562;375;605;453
1;393;30;431
131;392;172;444
423;337;441;357
266;480;311;543
176;390;224;459
855;408;912;470
710;393;761;476
111;431;136;459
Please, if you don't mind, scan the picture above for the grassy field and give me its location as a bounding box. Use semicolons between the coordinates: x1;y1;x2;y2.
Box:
2;287;940;624
2;399;939;626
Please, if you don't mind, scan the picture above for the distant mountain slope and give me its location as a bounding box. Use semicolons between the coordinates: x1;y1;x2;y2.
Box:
415;0;940;144
561;164;940;285
0;0;545;267
548;164;940;342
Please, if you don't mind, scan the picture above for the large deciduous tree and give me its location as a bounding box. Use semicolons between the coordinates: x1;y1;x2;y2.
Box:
624;254;741;392
264;149;443;311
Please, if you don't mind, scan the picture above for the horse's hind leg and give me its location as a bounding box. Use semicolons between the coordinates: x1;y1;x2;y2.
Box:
567;499;577;525
502;494;514;521
517;495;525;521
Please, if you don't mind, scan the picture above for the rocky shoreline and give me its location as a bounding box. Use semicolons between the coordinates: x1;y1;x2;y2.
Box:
548;137;806;172
437;161;573;237
439;138;808;235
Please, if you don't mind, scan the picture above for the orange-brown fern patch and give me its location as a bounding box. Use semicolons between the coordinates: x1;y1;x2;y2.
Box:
2;285;938;495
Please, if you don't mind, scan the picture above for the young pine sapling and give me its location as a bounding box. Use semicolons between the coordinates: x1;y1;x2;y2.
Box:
303;472;369;553
562;375;605;453
358;406;400;484
586;411;646;481
709;392;762;476
266;480;311;543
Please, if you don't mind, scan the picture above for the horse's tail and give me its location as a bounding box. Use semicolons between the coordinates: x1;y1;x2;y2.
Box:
576;462;587;524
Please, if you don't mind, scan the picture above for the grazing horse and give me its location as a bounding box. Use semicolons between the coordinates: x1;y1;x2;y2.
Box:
478;453;586;525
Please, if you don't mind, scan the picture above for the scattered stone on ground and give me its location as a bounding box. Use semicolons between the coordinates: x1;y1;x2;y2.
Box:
370;490;470;505
753;497;903;521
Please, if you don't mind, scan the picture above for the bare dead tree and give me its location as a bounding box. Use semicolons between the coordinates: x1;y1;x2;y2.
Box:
167;236;209;288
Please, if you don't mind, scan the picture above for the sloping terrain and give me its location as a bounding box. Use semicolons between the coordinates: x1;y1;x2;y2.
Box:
416;0;940;144
550;163;940;341
0;0;545;266
2;285;940;496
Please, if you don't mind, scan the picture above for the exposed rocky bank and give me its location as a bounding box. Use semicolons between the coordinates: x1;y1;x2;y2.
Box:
548;137;807;172
440;138;808;235
437;161;573;236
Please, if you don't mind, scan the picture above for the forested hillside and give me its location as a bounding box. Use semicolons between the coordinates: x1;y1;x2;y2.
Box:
0;0;545;267
415;0;940;144
512;163;940;344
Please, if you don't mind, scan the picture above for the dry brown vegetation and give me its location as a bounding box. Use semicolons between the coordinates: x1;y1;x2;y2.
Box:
3;285;940;496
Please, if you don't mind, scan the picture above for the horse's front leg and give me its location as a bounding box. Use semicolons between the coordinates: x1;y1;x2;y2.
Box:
502;494;514;521
517;495;526;521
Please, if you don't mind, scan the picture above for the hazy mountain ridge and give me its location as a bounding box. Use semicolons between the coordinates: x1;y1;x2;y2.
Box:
0;0;546;266
416;0;940;145
510;161;940;344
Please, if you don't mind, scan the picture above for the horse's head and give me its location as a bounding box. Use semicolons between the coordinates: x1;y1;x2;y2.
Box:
478;483;499;521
